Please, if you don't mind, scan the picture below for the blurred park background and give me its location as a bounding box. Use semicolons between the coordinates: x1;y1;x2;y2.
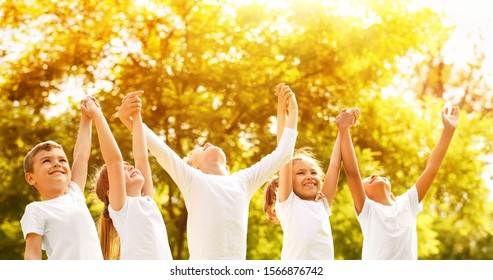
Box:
1;0;492;260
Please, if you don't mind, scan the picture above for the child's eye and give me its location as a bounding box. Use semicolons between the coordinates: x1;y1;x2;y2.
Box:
60;159;67;162
43;159;50;163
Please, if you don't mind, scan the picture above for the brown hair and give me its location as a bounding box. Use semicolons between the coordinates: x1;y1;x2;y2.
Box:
23;140;65;192
94;165;120;260
263;147;324;223
263;176;280;224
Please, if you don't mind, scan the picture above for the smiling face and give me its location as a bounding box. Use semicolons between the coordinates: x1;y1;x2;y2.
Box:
362;174;392;202
188;142;227;170
291;159;323;200
25;147;71;197
123;162;144;194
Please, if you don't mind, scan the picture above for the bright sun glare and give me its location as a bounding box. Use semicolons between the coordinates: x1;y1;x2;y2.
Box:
48;0;492;116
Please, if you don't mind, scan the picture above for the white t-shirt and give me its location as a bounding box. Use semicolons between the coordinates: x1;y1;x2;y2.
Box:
109;196;173;260
357;185;423;260
275;192;334;260
20;181;103;260
145;125;297;260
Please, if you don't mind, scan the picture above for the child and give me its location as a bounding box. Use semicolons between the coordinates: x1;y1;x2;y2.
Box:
89;92;172;260
118;86;298;260
264;84;359;260
20;96;103;260
337;106;460;260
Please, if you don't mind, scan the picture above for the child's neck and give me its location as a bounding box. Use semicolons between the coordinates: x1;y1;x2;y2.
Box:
200;163;229;176
39;185;69;201
371;192;395;206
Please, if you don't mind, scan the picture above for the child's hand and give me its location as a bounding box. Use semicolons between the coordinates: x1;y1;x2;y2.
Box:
275;83;297;113
336;109;355;130
347;107;360;127
80;96;101;119
442;106;459;130
119;91;143;123
275;83;288;112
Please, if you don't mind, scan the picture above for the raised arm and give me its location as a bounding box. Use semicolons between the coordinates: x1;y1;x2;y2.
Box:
323;109;359;204
322;132;341;205
120;91;195;199
337;109;366;214
118;91;142;132
415;106;459;202
237;84;298;197
85;98;126;211
276;83;296;202
71;97;93;191
130;91;155;197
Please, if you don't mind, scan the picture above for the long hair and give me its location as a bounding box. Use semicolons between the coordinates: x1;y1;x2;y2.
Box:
263;176;280;224
94;165;120;260
263;147;324;223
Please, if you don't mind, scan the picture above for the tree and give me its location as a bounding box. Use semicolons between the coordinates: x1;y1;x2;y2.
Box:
1;0;492;260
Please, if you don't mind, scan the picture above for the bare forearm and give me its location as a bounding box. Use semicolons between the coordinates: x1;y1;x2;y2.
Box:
339;129;361;178
426;127;455;173
73;117;92;163
285;108;298;130
323;133;342;202
94;114;123;165
133;113;154;196
132;113;148;163
339;127;366;213
276;108;287;144
121;116;133;132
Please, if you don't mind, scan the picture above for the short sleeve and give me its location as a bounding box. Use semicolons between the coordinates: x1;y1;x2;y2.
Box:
68;181;85;200
109;197;129;218
275;191;295;214
406;185;423;215
20;205;45;239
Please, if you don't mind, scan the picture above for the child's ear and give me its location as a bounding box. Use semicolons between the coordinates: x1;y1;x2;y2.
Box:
25;173;36;186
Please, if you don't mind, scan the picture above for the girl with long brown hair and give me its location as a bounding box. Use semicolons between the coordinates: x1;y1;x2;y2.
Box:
94;91;172;260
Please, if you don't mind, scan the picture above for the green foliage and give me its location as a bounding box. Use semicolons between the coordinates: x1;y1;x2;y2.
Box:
1;0;492;260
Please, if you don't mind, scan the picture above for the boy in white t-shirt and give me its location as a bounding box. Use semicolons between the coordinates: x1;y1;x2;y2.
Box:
20;96;103;260
337;106;460;259
118;84;298;260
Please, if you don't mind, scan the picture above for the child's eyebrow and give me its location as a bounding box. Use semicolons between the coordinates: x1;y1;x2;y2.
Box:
39;155;67;161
